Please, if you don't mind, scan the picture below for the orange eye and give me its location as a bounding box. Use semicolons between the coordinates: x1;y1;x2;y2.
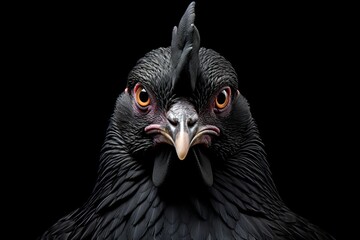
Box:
135;85;151;107
215;88;230;110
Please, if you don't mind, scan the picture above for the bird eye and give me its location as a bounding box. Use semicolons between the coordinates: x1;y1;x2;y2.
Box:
135;84;151;108
215;87;231;110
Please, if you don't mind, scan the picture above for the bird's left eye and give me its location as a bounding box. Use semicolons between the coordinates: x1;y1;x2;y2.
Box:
215;87;231;110
135;84;151;108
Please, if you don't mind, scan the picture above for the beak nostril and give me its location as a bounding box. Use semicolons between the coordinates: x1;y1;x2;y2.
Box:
167;117;178;127
187;117;198;128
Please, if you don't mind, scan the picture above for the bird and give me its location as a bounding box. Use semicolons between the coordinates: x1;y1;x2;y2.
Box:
40;2;336;239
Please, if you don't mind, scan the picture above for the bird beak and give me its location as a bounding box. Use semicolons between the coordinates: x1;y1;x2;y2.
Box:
174;128;190;160
165;100;198;160
145;100;220;160
171;118;194;160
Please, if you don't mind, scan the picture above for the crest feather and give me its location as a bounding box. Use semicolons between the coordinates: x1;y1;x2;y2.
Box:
170;1;200;95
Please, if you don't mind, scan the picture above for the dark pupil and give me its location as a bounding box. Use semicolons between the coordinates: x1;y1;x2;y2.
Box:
217;91;226;104
139;89;149;102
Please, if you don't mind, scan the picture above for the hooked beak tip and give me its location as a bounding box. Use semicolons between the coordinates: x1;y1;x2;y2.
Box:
178;154;187;160
175;131;190;160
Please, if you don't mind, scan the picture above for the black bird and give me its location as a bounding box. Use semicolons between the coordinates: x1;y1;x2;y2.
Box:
41;2;335;239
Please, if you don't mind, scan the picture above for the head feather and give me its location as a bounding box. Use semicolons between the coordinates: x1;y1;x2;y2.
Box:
170;1;200;95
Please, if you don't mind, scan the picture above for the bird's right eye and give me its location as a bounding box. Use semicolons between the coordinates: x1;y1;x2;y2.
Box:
135;84;151;108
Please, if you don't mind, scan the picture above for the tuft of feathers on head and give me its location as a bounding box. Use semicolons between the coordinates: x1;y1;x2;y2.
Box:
170;1;200;96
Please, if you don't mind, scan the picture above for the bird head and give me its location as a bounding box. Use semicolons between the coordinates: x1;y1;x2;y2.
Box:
112;2;254;189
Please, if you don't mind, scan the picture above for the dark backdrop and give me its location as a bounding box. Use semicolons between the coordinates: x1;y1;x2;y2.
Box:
12;1;342;239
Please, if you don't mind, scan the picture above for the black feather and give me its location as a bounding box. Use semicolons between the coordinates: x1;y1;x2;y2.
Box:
171;1;200;95
189;218;210;240
152;147;173;187
146;200;164;228
192;147;213;186
190;196;209;220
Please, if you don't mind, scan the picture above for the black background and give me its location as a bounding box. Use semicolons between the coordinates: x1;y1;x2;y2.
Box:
8;1;346;239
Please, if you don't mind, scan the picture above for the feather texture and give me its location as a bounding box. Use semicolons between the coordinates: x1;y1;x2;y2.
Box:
171;1;200;95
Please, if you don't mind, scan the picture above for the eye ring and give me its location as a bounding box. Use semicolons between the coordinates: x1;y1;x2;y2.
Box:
215;87;231;111
135;84;151;108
